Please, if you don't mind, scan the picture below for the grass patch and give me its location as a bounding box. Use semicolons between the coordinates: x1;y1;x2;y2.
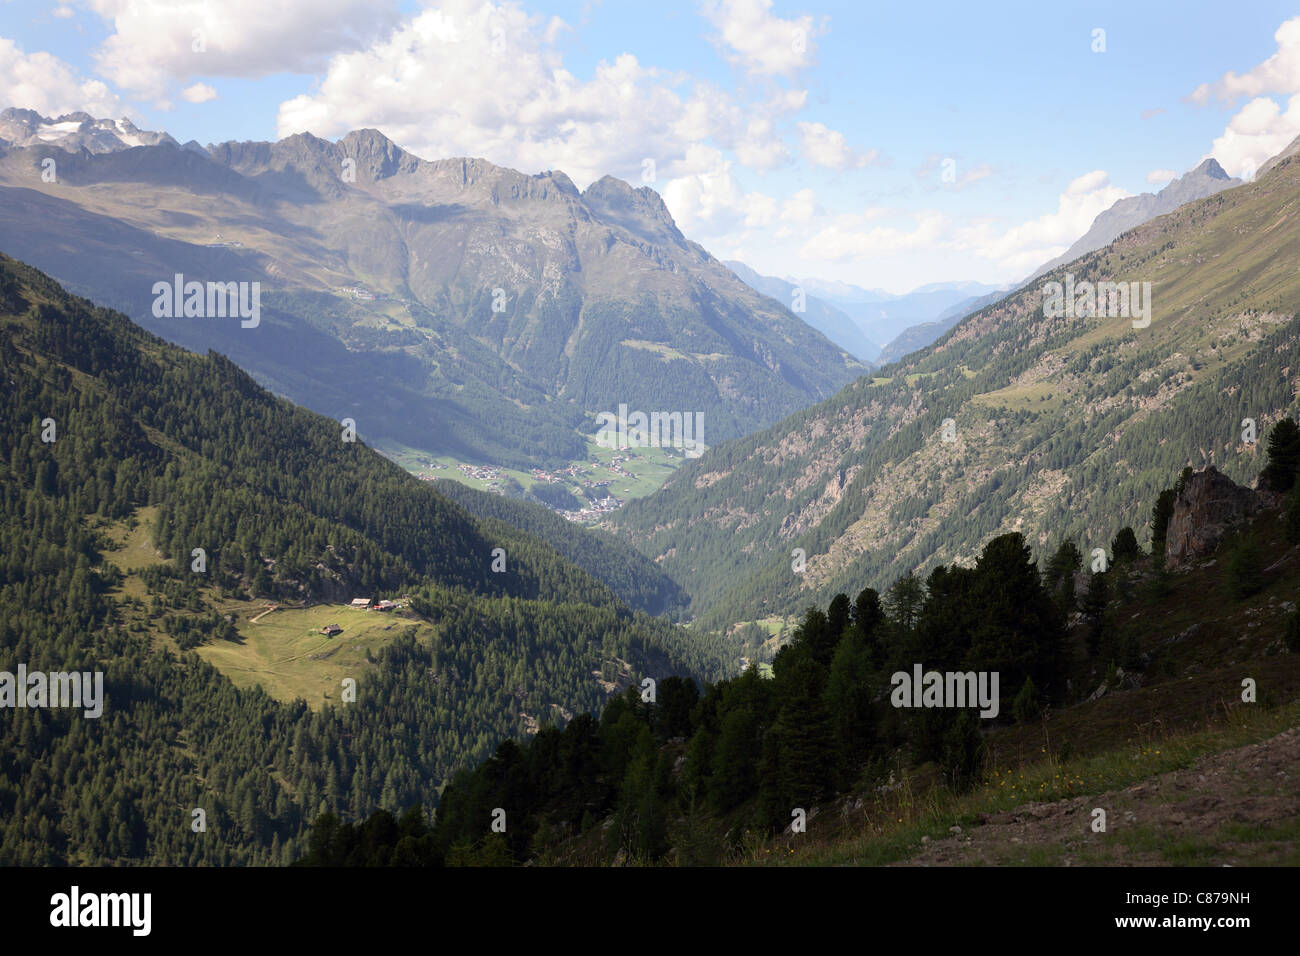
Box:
767;697;1300;867
198;603;436;709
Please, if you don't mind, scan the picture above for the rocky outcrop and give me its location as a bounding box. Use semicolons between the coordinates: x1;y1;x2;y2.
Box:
1165;466;1260;568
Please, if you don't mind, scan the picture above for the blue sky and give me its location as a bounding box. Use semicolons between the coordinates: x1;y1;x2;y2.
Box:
3;0;1299;292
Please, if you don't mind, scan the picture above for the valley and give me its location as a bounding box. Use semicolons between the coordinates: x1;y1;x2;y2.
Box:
606;143;1300;634
3;4;1300;892
376;435;688;523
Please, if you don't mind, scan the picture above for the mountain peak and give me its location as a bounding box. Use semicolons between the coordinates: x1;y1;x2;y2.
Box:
0;107;176;153
336;128;421;179
1189;157;1230;180
581;175;681;237
1028;154;1242;281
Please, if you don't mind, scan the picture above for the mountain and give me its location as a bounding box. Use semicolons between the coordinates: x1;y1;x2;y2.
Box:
0;252;731;864
791;276;897;302
1258;133;1300;179
0;113;862;472
428;477;688;615
875;287;1013;365
724;260;880;361
875;158;1245;367
791;277;1005;345
1029;159;1241;280
0;107;179;153
605;138;1300;629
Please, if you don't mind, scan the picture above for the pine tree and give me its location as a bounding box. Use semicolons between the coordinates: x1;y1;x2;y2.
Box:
1260;417;1300;491
1110;527;1141;563
1012;677;1040;724
825;628;876;787
940;710;985;792
1082;570;1109;659
1044;540;1082;611
885;572;924;633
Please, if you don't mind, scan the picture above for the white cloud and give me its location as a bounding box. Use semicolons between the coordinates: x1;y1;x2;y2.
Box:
733;115;789;169
1146;168;1176;185
85;0;400;101
800;210;950;261
1206;93;1300;179
700;0;823;78
0;37;122;116
797;121;879;169
951;170;1129;272
53;5;74;19
674;86;798;171
1189;17;1300;179
780;188;819;223
662;149;777;233
1065;169;1110;195
181;82;217;103
793;170;1127;274
1189;16;1300;105
276;0;796;188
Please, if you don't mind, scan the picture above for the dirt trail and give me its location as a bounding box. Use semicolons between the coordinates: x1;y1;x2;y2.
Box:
893;727;1300;866
248;605;279;624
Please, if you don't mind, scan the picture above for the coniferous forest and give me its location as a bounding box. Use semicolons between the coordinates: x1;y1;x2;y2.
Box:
298;430;1300;865
0;254;730;864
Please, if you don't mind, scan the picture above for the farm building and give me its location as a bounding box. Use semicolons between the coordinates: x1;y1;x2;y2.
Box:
321;624;343;636
349;598;371;609
374;600;398;612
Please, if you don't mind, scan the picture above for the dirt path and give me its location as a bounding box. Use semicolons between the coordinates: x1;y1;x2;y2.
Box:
893;727;1300;866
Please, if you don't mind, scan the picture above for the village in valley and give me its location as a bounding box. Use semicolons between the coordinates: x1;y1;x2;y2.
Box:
376;439;687;524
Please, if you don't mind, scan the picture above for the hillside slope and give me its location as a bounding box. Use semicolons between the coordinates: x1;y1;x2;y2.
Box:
1029;158;1241;281
0;253;729;865
300;460;1300;867
607;141;1300;629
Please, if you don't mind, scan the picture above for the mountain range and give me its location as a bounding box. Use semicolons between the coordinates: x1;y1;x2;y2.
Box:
1029;158;1241;281
789;277;1005;347
723;260;881;362
606;137;1300;631
0;109;861;472
862;158;1248;366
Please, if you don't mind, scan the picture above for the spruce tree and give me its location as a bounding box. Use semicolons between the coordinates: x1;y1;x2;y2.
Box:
1261;417;1300;492
1045;540;1082;611
1082;570;1109;658
1110;527;1141;563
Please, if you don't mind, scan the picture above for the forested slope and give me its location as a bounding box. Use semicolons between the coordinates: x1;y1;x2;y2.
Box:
607;144;1300;631
0;254;730;864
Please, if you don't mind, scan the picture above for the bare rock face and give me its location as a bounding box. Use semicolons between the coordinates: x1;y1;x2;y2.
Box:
1165;466;1260;568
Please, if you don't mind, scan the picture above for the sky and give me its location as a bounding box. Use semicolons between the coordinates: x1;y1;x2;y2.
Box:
2;0;1299;294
